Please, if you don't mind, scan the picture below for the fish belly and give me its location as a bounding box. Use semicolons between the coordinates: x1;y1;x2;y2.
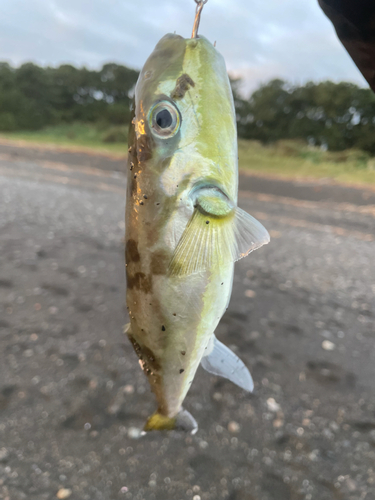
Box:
126;258;233;418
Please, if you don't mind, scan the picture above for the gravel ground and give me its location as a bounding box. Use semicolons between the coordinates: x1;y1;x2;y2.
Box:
0;146;374;500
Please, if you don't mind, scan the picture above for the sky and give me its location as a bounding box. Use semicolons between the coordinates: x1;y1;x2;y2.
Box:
0;0;368;95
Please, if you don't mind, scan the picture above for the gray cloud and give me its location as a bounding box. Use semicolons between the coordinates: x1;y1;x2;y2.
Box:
0;0;367;94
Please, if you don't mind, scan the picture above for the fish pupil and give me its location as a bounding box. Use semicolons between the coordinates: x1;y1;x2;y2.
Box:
156;109;173;129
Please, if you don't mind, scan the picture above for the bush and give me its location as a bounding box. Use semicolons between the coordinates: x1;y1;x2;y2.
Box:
105;103;131;125
102;126;127;143
0;112;16;131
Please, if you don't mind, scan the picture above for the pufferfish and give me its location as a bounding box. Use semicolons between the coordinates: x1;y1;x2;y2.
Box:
125;24;270;433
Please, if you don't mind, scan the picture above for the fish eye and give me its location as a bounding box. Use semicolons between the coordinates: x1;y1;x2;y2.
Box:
149;101;180;138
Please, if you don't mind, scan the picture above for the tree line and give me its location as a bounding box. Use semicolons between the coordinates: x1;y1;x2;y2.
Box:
233;78;375;154
1;61;375;154
0;62;138;131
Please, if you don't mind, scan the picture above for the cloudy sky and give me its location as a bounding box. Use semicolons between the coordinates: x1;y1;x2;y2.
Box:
0;0;368;95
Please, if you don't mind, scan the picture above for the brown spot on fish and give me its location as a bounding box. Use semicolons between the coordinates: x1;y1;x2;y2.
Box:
128;335;142;359
142;346;161;372
137;134;153;162
181;351;186;356
150;250;170;275
161;325;166;331
130;176;137;196
125;239;140;263
171;74;195;99
126;271;152;294
128;336;161;373
179;369;184;374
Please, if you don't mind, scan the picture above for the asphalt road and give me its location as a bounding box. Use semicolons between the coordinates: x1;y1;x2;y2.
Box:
0;144;374;500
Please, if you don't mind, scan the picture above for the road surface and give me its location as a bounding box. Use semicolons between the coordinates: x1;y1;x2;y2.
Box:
0;143;374;500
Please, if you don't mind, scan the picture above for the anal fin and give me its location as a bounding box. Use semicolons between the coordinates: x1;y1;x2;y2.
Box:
201;336;254;392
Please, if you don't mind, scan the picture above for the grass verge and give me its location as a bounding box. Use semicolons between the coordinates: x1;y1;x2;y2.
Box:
1;125;375;187
238;139;375;187
0;123;128;157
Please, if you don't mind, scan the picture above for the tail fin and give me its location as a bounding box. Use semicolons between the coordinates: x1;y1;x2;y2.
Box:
144;408;198;434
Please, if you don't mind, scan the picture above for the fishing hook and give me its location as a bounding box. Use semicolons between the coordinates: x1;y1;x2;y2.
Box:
191;0;208;39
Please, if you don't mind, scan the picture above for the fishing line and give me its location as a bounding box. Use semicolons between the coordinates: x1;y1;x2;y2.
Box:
191;0;208;38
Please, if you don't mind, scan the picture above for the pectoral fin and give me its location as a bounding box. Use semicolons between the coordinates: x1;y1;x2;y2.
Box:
201;335;254;392
168;188;269;276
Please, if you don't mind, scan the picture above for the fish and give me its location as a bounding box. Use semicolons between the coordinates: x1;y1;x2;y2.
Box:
125;29;270;433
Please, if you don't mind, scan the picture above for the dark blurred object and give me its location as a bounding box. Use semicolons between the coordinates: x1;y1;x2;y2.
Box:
319;0;375;92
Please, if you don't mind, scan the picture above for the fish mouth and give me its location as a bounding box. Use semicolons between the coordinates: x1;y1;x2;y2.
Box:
190;181;229;200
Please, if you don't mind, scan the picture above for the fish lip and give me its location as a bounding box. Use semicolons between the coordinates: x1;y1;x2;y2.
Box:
190;181;230;200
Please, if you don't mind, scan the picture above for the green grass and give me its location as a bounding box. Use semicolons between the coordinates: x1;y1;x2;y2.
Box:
1;124;375;187
0;123;128;157
238;139;375;187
